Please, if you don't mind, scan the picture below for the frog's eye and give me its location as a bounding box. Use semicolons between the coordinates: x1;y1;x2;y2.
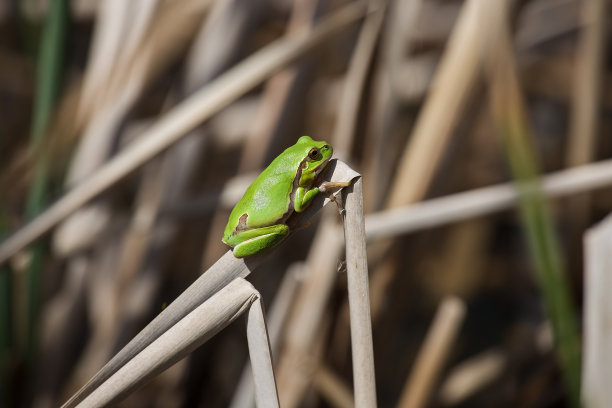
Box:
308;148;319;160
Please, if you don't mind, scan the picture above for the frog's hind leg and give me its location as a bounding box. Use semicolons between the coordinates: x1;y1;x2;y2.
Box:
231;224;289;258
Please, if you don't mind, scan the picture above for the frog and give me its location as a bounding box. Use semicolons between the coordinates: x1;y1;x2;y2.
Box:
222;136;350;258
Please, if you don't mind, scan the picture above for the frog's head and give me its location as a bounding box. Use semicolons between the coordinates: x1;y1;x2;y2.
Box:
297;136;333;177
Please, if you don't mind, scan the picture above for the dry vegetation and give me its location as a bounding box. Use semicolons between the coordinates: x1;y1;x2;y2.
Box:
0;0;610;407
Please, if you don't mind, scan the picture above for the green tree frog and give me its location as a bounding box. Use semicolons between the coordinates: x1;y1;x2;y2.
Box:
222;136;349;258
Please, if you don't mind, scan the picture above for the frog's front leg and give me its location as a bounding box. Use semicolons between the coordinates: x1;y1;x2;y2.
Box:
294;181;353;212
226;224;289;258
294;186;321;212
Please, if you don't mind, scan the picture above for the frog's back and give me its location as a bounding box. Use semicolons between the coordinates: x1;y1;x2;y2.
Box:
228;149;303;230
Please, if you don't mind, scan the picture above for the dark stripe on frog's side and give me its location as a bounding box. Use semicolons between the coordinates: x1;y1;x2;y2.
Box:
235;213;249;232
231;155;311;236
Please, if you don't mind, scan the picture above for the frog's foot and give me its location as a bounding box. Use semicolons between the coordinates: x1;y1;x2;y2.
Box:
230;224;290;258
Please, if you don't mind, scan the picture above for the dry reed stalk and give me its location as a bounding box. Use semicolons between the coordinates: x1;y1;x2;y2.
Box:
76;0;160;125
564;0;605;265
515;0;580;51
364;158;612;241
438;348;506;406
387;0;424;103
582;214;612;408
229;265;302;408
391;53;438;103
112;158;168;311
333;3;385;158
0;3;367;265
276;221;345;408
60;252;251;408
361;0;418;210
246;295;280;408
568;0;606;158
361;63;394;211
61;160;358;407
342;177;377;408
74;278;278;408
397;297;466;408
385;0;484;208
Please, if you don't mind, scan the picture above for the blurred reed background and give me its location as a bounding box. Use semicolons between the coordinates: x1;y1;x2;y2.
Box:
0;0;610;407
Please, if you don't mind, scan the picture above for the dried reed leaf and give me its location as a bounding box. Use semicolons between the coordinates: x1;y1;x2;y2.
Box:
397;297;466;408
276;221;344;408
386;0;486;208
439;348;506;406
230;265;302;408
75;278;275;407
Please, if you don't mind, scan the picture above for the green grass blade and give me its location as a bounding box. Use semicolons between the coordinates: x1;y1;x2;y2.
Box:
499;121;581;407
24;0;69;365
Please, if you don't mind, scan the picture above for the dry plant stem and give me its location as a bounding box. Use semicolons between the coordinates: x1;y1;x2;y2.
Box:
387;0;424;102
333;3;385;158
386;0;484;208
77;0;159;123
0;2;367;266
75;278;278;408
342;177;377;408
564;0;605;263
582;215;612;408
361;0;414;210
365;158;612;241
63;255;251;408
567;0;605;168
62;160;359;408
246;297;280;408
397;297;466;408
229;264;301;408
439;348;506;406
114;159;167;308
276;220;344;408
515;0;580;51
